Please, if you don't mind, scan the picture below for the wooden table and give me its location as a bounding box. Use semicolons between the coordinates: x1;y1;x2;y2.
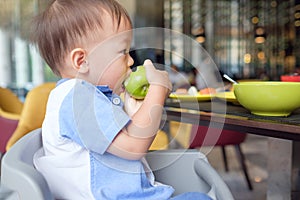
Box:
164;100;300;141
164;98;300;200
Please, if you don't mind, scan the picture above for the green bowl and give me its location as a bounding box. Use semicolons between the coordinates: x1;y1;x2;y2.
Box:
233;81;300;116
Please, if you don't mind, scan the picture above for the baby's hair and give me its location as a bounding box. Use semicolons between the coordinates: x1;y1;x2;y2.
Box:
31;0;132;76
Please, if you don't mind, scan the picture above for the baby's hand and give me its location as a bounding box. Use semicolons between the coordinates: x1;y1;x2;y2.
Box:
124;91;143;117
143;60;172;92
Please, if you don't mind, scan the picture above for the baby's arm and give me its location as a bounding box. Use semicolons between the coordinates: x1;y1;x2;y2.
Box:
107;60;171;160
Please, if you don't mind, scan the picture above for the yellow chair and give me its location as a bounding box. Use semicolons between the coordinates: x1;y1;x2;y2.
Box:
5;82;56;151
149;130;169;150
0;87;23;119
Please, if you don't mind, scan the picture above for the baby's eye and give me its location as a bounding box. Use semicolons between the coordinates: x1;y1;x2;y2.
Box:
122;49;130;55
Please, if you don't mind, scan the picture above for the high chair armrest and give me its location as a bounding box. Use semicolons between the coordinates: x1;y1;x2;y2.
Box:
194;159;234;200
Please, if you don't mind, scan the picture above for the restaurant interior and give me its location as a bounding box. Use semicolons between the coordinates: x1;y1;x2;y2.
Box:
1;0;300;200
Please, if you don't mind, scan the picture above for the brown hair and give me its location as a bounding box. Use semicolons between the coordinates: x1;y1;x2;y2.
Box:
31;0;132;76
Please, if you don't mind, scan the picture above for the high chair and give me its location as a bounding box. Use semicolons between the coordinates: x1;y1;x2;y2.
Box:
0;128;234;200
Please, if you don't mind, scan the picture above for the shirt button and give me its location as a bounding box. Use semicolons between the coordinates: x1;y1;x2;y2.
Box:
112;97;121;105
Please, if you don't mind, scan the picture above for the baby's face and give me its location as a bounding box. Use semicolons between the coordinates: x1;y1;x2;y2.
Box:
86;16;134;95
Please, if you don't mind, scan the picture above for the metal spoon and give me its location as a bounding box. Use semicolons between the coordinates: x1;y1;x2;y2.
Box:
223;74;238;84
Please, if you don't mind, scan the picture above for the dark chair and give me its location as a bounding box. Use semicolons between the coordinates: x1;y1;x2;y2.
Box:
0;115;19;156
189;125;253;190
0;87;23;157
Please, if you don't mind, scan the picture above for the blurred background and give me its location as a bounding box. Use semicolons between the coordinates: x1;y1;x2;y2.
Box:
0;0;299;98
1;2;298;198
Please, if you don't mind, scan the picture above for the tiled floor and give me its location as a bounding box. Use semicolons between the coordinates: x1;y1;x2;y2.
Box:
204;134;268;200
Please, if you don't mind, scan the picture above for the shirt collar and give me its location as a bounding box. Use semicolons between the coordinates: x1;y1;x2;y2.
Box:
57;78;114;99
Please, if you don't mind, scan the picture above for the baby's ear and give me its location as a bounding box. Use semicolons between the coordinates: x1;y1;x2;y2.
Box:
70;48;89;73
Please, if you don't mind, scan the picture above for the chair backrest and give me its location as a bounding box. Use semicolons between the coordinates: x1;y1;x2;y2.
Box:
0;116;18;154
0;87;23;155
0;87;23;115
1;128;54;200
189;125;247;148
146;149;234;200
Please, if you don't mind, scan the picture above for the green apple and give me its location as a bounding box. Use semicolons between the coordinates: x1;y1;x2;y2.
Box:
124;65;149;99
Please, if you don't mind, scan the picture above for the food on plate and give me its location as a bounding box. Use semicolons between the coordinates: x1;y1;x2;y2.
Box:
174;88;188;94
199;87;216;95
124;65;149;99
187;86;198;95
